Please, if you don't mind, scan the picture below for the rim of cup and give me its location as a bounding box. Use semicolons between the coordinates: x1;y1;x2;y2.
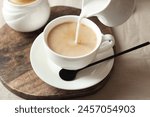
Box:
6;0;41;8
43;15;102;59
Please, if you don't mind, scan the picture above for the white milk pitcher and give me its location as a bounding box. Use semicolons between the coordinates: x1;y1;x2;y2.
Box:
2;0;50;32
82;0;135;27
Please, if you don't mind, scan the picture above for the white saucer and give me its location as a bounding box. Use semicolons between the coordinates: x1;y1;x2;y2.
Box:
30;33;114;90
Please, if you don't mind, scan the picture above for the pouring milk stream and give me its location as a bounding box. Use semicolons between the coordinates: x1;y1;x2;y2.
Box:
75;0;135;44
75;0;110;44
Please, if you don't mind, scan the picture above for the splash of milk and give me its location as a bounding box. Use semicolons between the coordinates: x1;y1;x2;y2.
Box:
75;0;110;44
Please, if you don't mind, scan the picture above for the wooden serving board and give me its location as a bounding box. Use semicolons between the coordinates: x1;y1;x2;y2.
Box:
0;6;114;99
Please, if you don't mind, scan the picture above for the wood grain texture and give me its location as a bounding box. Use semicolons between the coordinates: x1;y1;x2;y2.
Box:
0;6;113;100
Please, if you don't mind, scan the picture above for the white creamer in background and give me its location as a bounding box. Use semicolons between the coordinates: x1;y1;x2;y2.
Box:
2;0;50;32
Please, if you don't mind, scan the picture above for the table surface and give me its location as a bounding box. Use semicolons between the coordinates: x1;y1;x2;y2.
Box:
0;0;150;100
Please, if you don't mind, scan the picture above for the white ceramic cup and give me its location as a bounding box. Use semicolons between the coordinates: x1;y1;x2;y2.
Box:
43;15;115;70
2;0;50;32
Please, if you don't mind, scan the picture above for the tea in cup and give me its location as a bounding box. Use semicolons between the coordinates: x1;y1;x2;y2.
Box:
48;22;97;57
43;15;115;70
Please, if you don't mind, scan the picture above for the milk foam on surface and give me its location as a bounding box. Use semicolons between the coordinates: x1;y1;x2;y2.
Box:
48;22;97;57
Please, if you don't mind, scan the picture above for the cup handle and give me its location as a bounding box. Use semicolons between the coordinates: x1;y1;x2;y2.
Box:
98;34;115;53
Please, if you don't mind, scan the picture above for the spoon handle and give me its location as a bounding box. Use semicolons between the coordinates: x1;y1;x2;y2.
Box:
82;41;150;70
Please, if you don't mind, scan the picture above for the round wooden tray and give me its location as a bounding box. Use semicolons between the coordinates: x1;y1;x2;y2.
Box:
0;6;114;99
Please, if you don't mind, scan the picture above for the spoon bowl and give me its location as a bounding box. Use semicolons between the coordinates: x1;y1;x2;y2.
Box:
59;69;79;81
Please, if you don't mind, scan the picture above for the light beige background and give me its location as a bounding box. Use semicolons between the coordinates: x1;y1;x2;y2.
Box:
0;0;150;100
